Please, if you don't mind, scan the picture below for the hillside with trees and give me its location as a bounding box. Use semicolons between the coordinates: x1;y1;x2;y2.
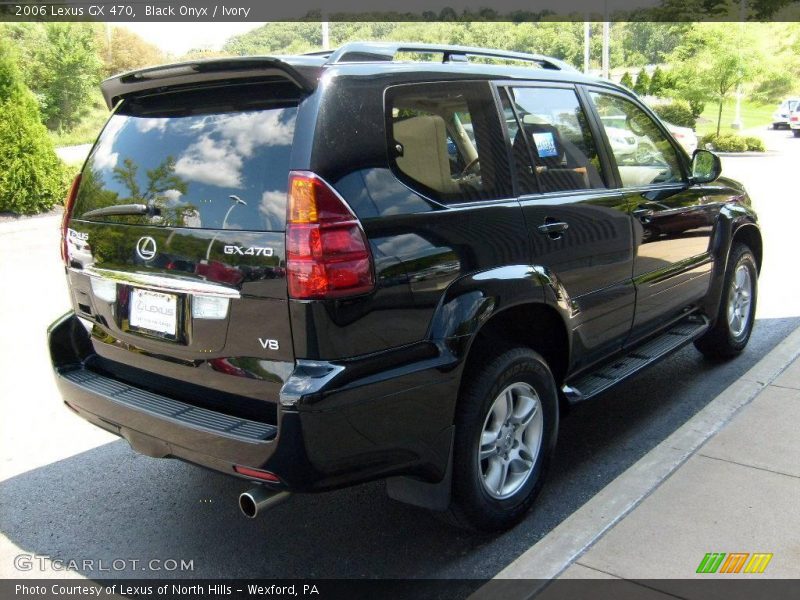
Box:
1;20;799;214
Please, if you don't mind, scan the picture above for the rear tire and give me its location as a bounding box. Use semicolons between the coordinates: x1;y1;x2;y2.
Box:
695;243;757;359
446;346;558;531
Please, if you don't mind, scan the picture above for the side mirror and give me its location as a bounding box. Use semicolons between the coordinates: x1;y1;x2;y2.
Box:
691;149;721;184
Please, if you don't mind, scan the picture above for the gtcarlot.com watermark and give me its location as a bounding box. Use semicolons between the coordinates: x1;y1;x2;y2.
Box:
14;553;194;573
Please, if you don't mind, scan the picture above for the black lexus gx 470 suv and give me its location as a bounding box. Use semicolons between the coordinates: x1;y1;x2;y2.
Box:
49;42;761;531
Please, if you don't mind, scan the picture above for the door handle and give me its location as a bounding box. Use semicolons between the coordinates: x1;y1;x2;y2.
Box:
537;221;569;237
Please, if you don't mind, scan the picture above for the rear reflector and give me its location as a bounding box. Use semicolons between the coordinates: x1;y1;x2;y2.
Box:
192;295;230;320
61;174;82;265
234;465;281;482
286;172;374;300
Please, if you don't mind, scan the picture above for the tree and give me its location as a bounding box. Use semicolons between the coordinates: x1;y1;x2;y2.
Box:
10;23;103;131
223;22;323;55
0;40;66;214
220;22;592;70
668;23;765;136
619;71;634;89
99;26;165;77
649;66;667;96
633;69;651;96
112;156;188;205
615;22;692;66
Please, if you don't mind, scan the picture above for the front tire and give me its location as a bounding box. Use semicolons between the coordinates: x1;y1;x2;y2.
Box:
447;347;558;531
695;243;757;359
793;129;800;138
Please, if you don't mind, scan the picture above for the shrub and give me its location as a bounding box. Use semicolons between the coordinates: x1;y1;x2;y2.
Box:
687;99;705;119
619;71;634;90
699;133;750;153
633;69;651;96
744;136;766;152
649;66;667;96
652;100;696;129
0;40;68;215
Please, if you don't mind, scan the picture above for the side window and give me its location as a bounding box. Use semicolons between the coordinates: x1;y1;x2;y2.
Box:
589;92;684;188
387;83;511;202
504;86;607;195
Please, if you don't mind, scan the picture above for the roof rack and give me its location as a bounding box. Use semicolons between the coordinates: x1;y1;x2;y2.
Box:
321;42;575;71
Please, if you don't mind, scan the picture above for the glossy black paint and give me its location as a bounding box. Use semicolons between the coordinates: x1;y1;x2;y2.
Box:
50;55;761;497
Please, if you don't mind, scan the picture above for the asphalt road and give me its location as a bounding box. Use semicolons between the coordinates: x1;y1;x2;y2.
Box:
1;128;799;583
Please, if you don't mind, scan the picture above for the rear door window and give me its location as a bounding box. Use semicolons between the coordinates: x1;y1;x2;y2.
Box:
75;82;300;231
503;86;608;195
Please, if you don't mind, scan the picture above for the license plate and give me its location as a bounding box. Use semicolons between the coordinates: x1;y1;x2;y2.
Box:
130;289;177;336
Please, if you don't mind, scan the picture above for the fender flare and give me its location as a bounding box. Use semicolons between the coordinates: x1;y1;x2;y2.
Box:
703;203;761;321
426;264;574;364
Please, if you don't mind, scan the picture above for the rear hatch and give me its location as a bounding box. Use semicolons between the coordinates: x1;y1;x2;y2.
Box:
64;80;302;421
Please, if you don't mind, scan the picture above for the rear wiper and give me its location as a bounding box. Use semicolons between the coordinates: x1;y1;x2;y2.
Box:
81;204;161;219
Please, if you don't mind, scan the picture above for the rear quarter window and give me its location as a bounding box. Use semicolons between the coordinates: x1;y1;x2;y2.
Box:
386;81;512;203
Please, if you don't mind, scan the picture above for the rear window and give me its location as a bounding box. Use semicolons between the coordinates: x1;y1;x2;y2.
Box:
75;83;299;231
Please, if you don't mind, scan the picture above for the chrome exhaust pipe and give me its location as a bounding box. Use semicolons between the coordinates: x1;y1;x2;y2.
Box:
239;487;290;519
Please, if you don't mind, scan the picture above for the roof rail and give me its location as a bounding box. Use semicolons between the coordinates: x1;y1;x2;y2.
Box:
322;42;575;71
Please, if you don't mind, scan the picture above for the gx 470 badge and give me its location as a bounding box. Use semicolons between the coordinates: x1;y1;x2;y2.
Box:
223;245;274;257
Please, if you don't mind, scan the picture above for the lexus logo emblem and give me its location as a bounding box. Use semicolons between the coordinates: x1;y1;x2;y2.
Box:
136;236;157;261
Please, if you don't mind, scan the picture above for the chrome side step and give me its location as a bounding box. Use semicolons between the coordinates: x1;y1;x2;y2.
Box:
562;315;710;403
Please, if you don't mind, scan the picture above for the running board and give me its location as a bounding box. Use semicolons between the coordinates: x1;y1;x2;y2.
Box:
562;315;710;403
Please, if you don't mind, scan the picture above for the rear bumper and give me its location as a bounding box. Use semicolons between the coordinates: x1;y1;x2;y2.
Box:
48;312;459;491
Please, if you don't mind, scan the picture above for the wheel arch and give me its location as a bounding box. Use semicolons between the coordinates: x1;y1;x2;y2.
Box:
458;301;571;395
704;206;761;320
426;265;573;398
731;223;762;273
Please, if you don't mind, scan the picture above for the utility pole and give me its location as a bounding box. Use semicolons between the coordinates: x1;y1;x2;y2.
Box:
105;23;112;65
322;21;330;50
731;0;746;130
583;21;590;75
601;0;610;79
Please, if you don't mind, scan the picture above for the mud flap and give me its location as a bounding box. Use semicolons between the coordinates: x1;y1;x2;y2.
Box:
386;426;454;511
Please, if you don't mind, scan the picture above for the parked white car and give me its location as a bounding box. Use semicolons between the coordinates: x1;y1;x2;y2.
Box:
773;98;800;129
604;125;639;161
791;103;800;138
664;122;698;155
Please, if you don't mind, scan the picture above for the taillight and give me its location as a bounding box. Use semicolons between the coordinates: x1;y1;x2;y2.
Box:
286;171;374;299
60;174;81;266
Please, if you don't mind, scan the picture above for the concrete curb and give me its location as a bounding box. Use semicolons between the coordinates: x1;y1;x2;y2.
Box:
715;151;774;158
472;324;800;598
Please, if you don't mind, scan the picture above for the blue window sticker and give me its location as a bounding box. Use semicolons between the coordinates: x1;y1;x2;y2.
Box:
532;132;558;158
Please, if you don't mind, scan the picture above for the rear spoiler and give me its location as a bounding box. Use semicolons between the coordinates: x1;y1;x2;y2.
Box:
100;57;319;109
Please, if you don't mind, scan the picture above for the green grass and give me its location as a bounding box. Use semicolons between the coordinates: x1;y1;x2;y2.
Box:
695;99;774;136
48;103;110;148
